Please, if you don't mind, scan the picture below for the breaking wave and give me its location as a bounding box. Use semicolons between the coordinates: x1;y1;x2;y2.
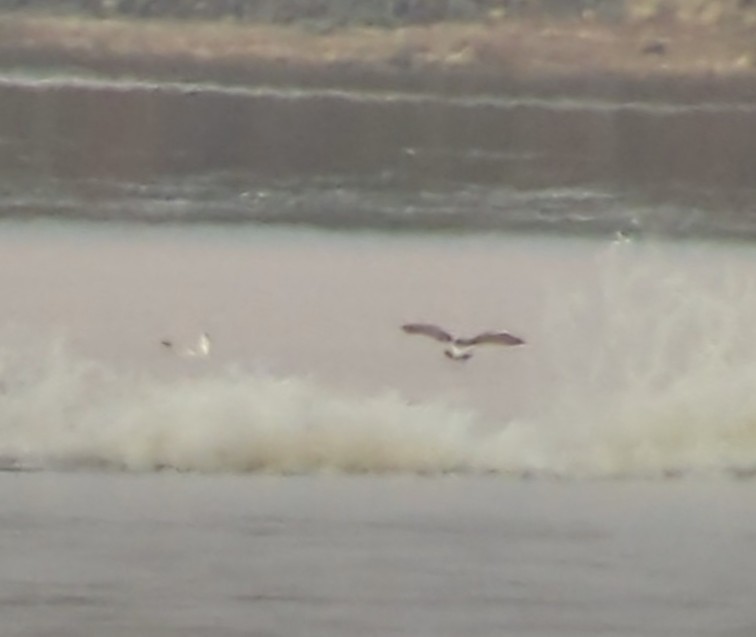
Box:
2;342;756;479
0;342;486;475
2;238;756;478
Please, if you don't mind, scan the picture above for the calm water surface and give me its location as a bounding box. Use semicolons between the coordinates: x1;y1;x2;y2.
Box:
3;473;756;637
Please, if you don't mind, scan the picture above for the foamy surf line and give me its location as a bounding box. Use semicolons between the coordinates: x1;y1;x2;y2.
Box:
2;341;756;478
2;73;755;113
0;356;488;475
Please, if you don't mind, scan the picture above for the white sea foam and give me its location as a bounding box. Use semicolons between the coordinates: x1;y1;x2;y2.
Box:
2;331;756;478
1;237;756;478
0;336;485;474
516;237;756;477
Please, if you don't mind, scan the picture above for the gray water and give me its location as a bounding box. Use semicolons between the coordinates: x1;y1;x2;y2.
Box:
1;74;756;237
4;473;756;637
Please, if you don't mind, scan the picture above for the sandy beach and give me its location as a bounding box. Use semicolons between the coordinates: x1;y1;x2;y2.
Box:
0;4;755;101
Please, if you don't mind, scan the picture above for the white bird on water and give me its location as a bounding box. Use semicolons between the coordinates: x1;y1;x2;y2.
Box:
161;332;212;358
401;323;524;361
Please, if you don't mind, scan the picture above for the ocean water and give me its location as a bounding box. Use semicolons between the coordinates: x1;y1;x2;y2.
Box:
2;72;756;635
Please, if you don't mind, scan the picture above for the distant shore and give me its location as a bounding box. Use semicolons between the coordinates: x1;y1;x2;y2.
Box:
0;3;755;102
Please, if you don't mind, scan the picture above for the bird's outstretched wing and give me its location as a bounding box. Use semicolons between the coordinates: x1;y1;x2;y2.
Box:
459;331;525;347
401;323;453;343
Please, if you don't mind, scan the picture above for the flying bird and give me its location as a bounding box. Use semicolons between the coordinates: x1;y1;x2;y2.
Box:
401;323;524;361
161;332;212;358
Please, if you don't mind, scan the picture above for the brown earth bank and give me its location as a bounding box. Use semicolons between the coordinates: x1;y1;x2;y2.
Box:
3;0;756;27
0;0;755;101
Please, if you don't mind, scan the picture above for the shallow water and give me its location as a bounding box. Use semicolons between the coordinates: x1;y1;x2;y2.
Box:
1;75;756;237
3;473;756;637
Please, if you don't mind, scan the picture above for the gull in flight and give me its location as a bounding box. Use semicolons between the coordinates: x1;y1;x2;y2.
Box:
401;323;524;361
161;332;212;358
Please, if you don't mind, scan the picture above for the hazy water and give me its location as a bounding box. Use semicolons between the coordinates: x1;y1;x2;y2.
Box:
4;473;756;637
2;72;756;635
1;74;756;237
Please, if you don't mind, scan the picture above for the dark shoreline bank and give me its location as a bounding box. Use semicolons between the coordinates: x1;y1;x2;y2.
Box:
1;9;755;103
0;0;625;26
1;5;756;241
